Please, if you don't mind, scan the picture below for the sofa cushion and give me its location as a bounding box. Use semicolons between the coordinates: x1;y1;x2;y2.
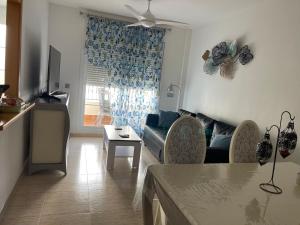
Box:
158;111;179;129
196;113;215;128
179;109;196;117
210;134;232;150
212;121;236;139
196;113;215;146
146;114;159;127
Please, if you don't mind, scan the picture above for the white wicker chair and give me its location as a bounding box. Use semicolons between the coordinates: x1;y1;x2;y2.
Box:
229;120;260;163
164;115;207;164
157;116;206;225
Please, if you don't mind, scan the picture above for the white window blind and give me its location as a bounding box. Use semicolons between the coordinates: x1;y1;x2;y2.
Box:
85;63;111;115
86;62;108;87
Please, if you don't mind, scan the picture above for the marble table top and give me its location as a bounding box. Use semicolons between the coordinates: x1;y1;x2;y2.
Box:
144;162;300;225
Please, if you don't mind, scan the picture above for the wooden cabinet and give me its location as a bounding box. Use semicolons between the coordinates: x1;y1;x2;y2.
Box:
28;94;70;175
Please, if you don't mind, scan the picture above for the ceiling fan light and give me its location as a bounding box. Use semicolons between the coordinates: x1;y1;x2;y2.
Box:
142;20;155;28
124;0;189;28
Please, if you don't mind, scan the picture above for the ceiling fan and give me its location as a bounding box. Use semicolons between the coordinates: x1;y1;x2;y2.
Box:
125;0;189;28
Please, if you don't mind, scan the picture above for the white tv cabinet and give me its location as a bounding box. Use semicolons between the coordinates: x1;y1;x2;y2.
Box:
28;94;70;175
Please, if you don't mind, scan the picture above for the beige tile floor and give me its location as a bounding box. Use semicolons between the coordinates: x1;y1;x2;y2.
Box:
0;138;158;225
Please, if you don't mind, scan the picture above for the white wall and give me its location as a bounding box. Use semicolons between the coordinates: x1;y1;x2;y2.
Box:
0;0;49;214
19;0;49;101
48;3;84;133
48;3;191;133
183;0;300;162
159;28;191;111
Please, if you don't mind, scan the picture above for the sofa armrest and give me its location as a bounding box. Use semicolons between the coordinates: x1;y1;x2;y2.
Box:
146;114;159;127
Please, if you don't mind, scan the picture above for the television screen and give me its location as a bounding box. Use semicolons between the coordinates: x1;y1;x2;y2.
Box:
47;45;61;94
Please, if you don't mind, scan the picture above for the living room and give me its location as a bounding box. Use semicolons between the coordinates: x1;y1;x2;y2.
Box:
0;0;300;224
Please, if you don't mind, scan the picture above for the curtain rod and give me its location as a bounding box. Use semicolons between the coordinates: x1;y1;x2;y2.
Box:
80;9;136;23
80;9;172;31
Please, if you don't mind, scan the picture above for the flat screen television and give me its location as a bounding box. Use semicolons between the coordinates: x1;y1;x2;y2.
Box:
47;45;61;94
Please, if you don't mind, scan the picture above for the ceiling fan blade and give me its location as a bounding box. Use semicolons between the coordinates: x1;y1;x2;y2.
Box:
156;19;189;28
126;22;144;27
125;5;145;20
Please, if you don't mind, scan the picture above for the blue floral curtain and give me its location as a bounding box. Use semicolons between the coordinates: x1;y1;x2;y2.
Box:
85;16;166;134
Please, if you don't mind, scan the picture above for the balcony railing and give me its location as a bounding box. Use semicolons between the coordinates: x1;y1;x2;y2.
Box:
84;85;112;127
85;85;101;101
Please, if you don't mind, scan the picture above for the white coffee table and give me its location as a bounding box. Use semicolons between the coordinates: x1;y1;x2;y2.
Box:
103;125;142;170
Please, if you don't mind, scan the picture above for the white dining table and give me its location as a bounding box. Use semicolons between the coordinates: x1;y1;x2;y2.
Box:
142;162;300;225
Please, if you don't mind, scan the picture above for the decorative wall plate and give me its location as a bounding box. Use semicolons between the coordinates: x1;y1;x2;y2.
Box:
202;40;254;79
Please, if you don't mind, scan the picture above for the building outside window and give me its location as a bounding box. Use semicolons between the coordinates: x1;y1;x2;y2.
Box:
0;21;6;84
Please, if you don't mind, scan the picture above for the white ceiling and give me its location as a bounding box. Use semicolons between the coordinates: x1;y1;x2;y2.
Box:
49;0;262;27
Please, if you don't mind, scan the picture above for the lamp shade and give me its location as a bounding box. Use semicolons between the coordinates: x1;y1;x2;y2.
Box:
167;84;174;97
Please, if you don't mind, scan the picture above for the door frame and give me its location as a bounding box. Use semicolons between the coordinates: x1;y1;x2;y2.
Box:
76;15;103;135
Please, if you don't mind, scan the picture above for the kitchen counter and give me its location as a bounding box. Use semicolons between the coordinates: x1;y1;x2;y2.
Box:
0;103;35;131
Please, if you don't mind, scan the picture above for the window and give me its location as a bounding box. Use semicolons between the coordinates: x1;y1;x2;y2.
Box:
83;63;113;127
0;24;6;84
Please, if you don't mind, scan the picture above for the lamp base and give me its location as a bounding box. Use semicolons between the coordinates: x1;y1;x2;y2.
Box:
259;182;282;194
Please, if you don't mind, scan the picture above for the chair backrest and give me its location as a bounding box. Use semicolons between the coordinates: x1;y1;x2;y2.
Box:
229;120;260;163
164;116;207;164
